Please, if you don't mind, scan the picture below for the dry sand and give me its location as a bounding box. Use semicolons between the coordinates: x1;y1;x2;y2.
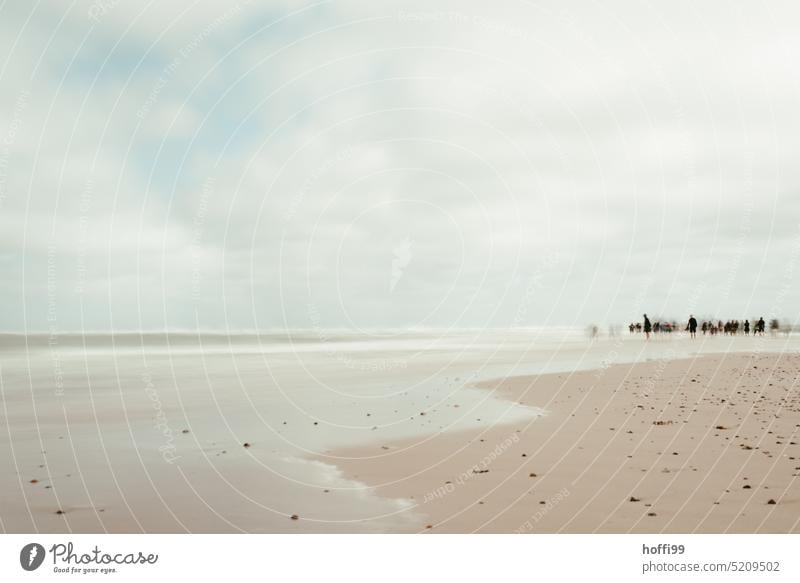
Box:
327;351;800;532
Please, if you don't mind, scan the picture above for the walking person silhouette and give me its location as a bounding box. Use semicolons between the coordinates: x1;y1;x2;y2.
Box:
688;315;698;338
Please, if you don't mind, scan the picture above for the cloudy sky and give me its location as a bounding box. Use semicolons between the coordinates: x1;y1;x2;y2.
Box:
2;0;800;332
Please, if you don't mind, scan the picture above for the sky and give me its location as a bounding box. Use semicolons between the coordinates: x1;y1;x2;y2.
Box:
1;0;800;332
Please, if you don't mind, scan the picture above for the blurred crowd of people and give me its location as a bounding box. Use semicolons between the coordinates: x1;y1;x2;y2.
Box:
628;314;782;340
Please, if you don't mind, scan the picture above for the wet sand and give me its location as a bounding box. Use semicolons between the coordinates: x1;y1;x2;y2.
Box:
328;351;800;532
0;332;538;533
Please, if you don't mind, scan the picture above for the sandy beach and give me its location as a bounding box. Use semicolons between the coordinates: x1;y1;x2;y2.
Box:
2;332;800;533
329;351;800;533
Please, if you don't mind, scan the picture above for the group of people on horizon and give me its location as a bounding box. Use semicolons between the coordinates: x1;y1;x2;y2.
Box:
629;316;680;338
631;315;777;340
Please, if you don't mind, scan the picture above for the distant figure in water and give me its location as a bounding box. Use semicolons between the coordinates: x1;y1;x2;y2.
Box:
688;315;698;338
643;314;652;340
744;320;750;335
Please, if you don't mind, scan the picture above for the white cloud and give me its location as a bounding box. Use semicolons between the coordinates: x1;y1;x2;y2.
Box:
2;0;800;331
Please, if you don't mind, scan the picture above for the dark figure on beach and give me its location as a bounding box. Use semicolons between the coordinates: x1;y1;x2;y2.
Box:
643;314;652;340
688;315;698;338
701;321;708;335
744;320;750;335
757;317;766;335
629;323;635;334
